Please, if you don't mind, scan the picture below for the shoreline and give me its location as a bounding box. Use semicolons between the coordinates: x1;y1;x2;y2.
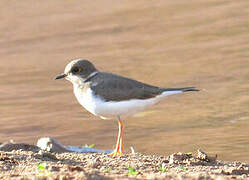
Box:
0;140;248;179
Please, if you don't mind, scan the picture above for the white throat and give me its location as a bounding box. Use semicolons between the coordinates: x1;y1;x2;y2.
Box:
66;71;98;87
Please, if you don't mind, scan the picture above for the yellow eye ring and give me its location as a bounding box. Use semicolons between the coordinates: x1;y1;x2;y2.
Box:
72;67;82;74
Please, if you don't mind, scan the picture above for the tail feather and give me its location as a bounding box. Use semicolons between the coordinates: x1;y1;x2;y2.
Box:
163;87;199;92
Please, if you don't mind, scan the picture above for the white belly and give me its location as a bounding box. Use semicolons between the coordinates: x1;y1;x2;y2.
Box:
73;84;183;119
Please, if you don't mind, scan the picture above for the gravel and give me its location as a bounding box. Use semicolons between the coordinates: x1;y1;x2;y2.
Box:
0;141;248;180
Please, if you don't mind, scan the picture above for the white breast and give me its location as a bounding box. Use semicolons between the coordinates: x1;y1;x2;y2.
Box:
73;83;100;116
73;84;183;119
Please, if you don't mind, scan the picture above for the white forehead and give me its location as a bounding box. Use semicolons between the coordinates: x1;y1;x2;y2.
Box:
64;59;82;74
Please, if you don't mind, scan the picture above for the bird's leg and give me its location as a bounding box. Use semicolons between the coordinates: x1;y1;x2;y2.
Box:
109;116;124;157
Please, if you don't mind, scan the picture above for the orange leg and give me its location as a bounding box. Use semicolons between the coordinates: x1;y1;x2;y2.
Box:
109;116;124;157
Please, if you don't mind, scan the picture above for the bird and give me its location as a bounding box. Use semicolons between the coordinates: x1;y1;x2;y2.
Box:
55;59;199;156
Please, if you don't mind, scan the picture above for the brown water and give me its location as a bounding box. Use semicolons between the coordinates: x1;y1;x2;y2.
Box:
1;0;249;162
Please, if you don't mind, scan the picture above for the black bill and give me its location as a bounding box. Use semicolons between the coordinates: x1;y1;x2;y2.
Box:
55;73;67;80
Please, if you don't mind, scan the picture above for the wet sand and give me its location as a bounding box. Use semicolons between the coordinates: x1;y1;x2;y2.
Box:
0;0;249;163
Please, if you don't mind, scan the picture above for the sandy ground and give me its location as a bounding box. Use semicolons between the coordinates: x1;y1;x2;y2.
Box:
0;141;248;180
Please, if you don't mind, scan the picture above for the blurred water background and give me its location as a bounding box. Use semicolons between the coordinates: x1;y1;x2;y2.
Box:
0;0;248;162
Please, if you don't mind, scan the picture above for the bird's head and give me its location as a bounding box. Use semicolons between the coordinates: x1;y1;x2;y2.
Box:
55;59;98;85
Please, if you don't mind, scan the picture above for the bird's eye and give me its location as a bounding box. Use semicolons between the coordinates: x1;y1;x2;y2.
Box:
72;67;81;74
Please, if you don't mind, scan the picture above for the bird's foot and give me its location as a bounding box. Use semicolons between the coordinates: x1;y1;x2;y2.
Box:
109;150;123;157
